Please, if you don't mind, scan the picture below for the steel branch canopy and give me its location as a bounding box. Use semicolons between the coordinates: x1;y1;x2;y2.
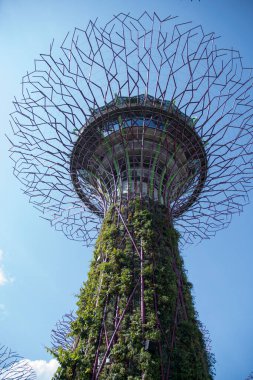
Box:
10;12;253;245
0;345;36;380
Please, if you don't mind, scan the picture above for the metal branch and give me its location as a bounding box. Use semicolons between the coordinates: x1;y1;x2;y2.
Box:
0;345;36;380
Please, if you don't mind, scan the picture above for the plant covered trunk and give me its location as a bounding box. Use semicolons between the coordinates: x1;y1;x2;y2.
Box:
51;200;214;379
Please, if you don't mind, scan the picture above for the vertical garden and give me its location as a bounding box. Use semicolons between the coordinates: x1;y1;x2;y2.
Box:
51;200;214;379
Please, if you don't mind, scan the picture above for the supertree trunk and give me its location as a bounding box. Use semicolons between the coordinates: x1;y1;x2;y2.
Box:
51;200;214;380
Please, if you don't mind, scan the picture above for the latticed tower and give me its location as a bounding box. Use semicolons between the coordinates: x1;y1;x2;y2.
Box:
9;13;253;380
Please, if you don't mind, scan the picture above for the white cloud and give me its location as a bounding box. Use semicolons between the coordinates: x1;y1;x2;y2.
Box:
27;359;59;380
0;249;14;286
0;267;7;285
0;250;6;286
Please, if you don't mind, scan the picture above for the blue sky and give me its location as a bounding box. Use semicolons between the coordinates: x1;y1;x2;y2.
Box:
0;0;253;379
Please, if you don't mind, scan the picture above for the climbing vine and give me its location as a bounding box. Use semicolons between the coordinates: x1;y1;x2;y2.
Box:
51;199;215;379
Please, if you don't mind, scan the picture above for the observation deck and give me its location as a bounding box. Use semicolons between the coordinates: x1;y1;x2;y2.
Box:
70;95;207;218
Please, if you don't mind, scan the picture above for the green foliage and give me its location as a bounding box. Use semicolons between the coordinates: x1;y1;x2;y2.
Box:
51;200;215;379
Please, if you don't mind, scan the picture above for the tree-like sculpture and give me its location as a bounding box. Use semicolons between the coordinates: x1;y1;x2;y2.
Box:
0;345;36;380
10;12;253;379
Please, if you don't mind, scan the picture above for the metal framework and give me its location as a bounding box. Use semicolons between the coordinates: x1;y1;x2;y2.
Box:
0;345;36;380
9;12;253;246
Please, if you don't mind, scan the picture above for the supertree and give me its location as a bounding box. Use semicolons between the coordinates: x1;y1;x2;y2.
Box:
0;345;36;380
9;12;253;379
